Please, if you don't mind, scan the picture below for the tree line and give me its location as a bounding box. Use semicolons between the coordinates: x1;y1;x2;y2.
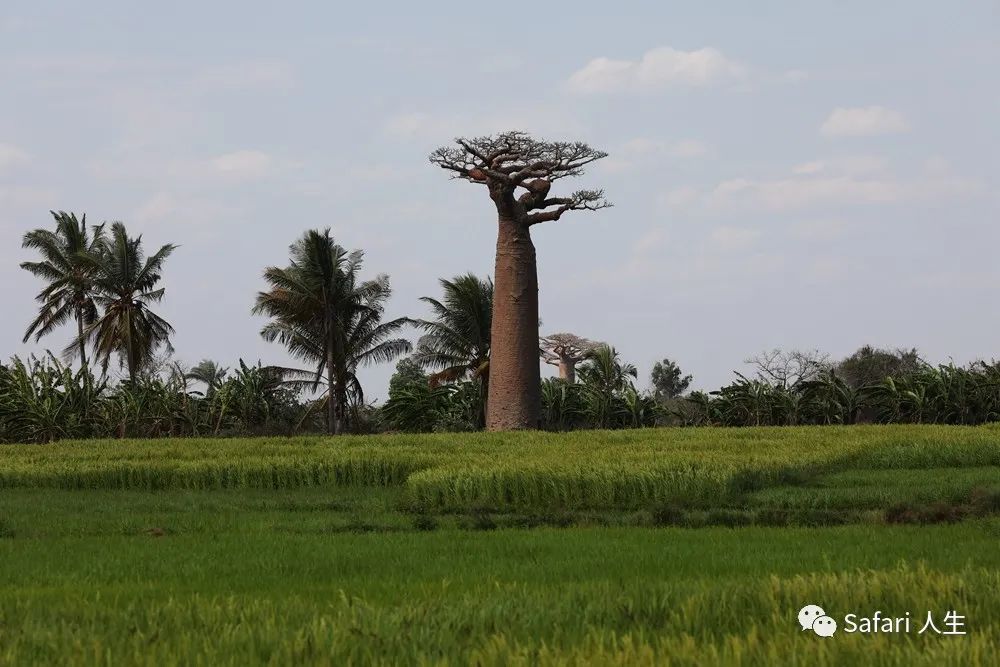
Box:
5;208;999;443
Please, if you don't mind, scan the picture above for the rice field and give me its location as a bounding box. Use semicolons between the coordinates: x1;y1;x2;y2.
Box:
2;425;999;665
3;425;1000;509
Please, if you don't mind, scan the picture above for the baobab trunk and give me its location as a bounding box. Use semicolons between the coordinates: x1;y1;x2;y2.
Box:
559;358;576;383
487;217;541;430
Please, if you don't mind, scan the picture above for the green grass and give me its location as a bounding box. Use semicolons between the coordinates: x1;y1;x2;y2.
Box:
1;517;999;665
2;425;1000;664
749;467;1000;510
3;425;1000;510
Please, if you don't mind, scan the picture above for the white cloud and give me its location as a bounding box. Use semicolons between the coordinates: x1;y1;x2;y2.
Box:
566;46;746;93
0;143;30;170
820;106;911;137
210;150;272;179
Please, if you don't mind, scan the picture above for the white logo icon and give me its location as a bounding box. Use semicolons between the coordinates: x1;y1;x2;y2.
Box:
799;604;838;637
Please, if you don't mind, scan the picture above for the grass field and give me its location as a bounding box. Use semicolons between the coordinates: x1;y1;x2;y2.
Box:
2;425;999;665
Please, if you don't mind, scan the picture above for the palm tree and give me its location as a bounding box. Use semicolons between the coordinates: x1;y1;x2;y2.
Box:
20;211;106;367
410;273;492;425
253;229;411;434
186;359;229;397
79;222;177;381
577;345;638;428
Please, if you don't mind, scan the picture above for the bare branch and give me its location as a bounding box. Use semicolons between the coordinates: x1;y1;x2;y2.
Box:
525;189;611;225
429;131;611;224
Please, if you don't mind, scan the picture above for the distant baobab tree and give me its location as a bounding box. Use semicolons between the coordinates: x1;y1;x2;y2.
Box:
540;332;601;383
431;131;610;430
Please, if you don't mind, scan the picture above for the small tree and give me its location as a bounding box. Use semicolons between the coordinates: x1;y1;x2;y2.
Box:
836;345;923;388
431;131;610;430
387;358;429;397
540;332;601;383
650;358;692;400
745;348;830;388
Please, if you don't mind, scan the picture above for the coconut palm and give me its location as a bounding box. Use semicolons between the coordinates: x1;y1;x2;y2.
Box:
186;359;229;397
20;211;106;367
253;229;411;434
79;222;177;381
410;273;492;425
577;345;638;428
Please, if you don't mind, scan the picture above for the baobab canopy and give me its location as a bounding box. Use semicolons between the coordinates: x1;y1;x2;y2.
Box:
429;131;611;226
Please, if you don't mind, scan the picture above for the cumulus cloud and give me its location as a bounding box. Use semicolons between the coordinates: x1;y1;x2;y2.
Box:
820;106;911;137
566;46;746;93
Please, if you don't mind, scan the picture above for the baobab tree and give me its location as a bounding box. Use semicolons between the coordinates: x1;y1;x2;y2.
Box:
540;332;601;383
431;131;610;430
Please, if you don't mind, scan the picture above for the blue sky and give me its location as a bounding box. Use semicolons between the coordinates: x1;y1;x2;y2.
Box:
2;1;998;398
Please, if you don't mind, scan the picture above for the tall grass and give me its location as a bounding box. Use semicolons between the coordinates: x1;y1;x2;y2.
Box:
2;426;999;510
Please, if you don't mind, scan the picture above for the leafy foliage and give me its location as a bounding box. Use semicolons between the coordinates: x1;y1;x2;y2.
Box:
682;362;1000;427
650;358;692;400
0;355;307;443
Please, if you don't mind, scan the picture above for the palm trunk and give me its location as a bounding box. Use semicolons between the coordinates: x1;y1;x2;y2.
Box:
326;353;339;436
335;384;347;435
486;217;541;430
323;300;342;436
76;309;88;368
125;309;136;383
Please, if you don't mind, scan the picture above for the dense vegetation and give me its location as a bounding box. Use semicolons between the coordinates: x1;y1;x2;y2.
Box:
5;347;1000;443
10;210;1000;443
